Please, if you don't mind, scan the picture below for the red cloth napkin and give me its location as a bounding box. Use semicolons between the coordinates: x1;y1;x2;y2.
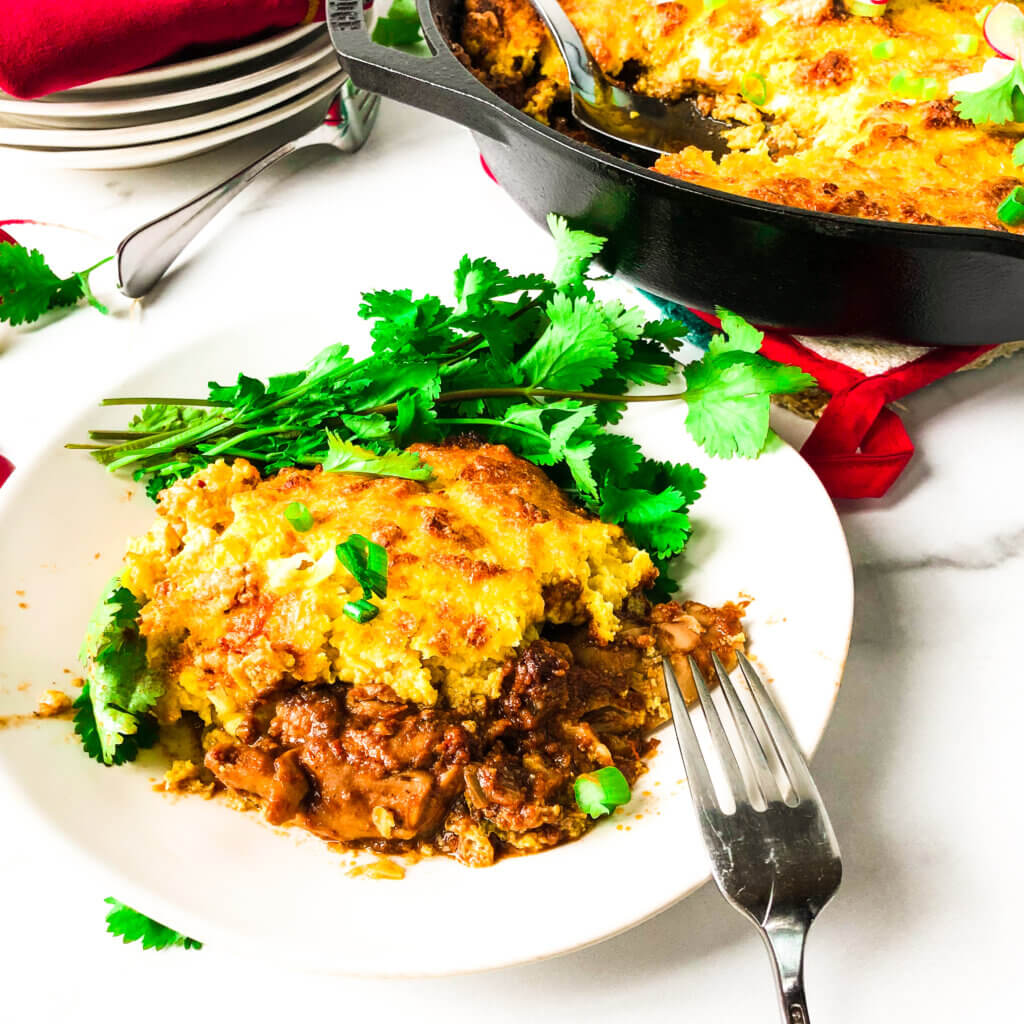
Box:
689;311;996;500
0;1;326;99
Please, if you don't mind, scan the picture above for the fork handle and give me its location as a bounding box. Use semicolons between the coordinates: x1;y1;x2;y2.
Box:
761;919;812;1024
116;136;303;298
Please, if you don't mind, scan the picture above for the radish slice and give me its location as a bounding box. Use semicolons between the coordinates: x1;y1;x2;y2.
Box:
949;56;1015;94
983;2;1024;59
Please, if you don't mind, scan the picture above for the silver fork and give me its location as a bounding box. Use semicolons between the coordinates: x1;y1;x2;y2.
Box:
665;652;842;1024
116;80;381;298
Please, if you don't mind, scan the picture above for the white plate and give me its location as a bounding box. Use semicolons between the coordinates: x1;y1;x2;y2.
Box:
0;36;334;126
63;24;325;94
0;312;853;976
0;73;343;170
0;57;339;148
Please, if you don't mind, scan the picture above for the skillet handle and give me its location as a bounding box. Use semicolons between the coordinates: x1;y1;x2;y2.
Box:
326;0;509;142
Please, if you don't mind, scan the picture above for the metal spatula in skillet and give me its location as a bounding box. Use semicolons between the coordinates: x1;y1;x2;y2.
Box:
524;0;731;158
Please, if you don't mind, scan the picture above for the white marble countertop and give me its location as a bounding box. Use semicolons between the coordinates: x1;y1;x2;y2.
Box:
1;101;1021;1022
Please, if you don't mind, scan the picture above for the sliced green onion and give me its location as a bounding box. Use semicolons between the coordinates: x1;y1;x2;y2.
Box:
1014;138;1024;166
336;533;388;598
953;33;980;55
739;71;768;106
849;1;886;17
343;598;380;624
997;185;1024;224
703;0;728;12
284;501;314;532
889;72;938;99
574;765;632;818
871;40;896;59
976;4;993;27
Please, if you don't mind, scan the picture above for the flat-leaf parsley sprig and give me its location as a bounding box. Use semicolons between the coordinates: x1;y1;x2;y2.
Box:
70;214;813;596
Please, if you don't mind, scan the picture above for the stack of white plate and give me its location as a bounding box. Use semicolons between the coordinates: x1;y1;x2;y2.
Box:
0;24;346;170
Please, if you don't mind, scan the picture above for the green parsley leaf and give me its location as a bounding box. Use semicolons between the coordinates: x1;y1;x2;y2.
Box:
954;57;1024;125
321;433;432;479
75;579;162;766
574;766;631;818
370;0;424;47
104;899;202;951
546;213;606;293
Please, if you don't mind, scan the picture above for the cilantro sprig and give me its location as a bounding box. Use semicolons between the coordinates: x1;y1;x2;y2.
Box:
104;899;202;951
73;579;161;765
954;57;1024;126
70;214;813;598
0;242;111;326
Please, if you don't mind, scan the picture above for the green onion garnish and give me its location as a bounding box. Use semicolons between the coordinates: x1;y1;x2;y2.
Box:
739;71;768;106
976;4;992;27
953;33;980;55
703;0;728;12
849;1;886;16
284;501;314;532
997;185;1024;225
574;765;632;818
871;40;896;59
889;73;939;99
336;533;388;599
343;598;380;624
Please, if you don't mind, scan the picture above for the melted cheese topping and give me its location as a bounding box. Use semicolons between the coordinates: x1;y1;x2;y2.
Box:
121;445;654;732
461;0;1024;231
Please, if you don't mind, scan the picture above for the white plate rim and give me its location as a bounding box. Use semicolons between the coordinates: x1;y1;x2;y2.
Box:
0;37;334;121
0;73;345;170
61;24;325;94
0;58;339;148
0;310;854;976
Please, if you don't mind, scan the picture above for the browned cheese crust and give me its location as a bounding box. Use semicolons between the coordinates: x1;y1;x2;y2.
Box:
458;0;1024;232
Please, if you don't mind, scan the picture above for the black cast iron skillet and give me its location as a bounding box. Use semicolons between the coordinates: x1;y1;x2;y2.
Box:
327;0;1024;346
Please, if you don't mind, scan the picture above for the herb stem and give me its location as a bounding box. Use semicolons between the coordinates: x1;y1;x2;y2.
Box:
365;387;686;415
101;397;231;408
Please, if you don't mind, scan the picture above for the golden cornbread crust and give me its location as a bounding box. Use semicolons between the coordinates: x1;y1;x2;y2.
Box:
460;0;1024;232
121;442;745;865
124;442;656;727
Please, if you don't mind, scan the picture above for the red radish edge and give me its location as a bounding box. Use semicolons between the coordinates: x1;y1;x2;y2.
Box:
984;2;1024;59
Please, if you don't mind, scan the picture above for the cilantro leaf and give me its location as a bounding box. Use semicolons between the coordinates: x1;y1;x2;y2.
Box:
321;433;433;479
104;899;202;951
370;0;424;47
453;255;547;312
517;292;619;389
546;213;606;293
76;578;162;766
599;485;695;560
954;57;1024;125
711;306;764;356
0;243;111;325
684;352;813;458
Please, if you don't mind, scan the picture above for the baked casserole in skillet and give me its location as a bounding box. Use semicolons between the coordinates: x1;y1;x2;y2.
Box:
459;0;1024;232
